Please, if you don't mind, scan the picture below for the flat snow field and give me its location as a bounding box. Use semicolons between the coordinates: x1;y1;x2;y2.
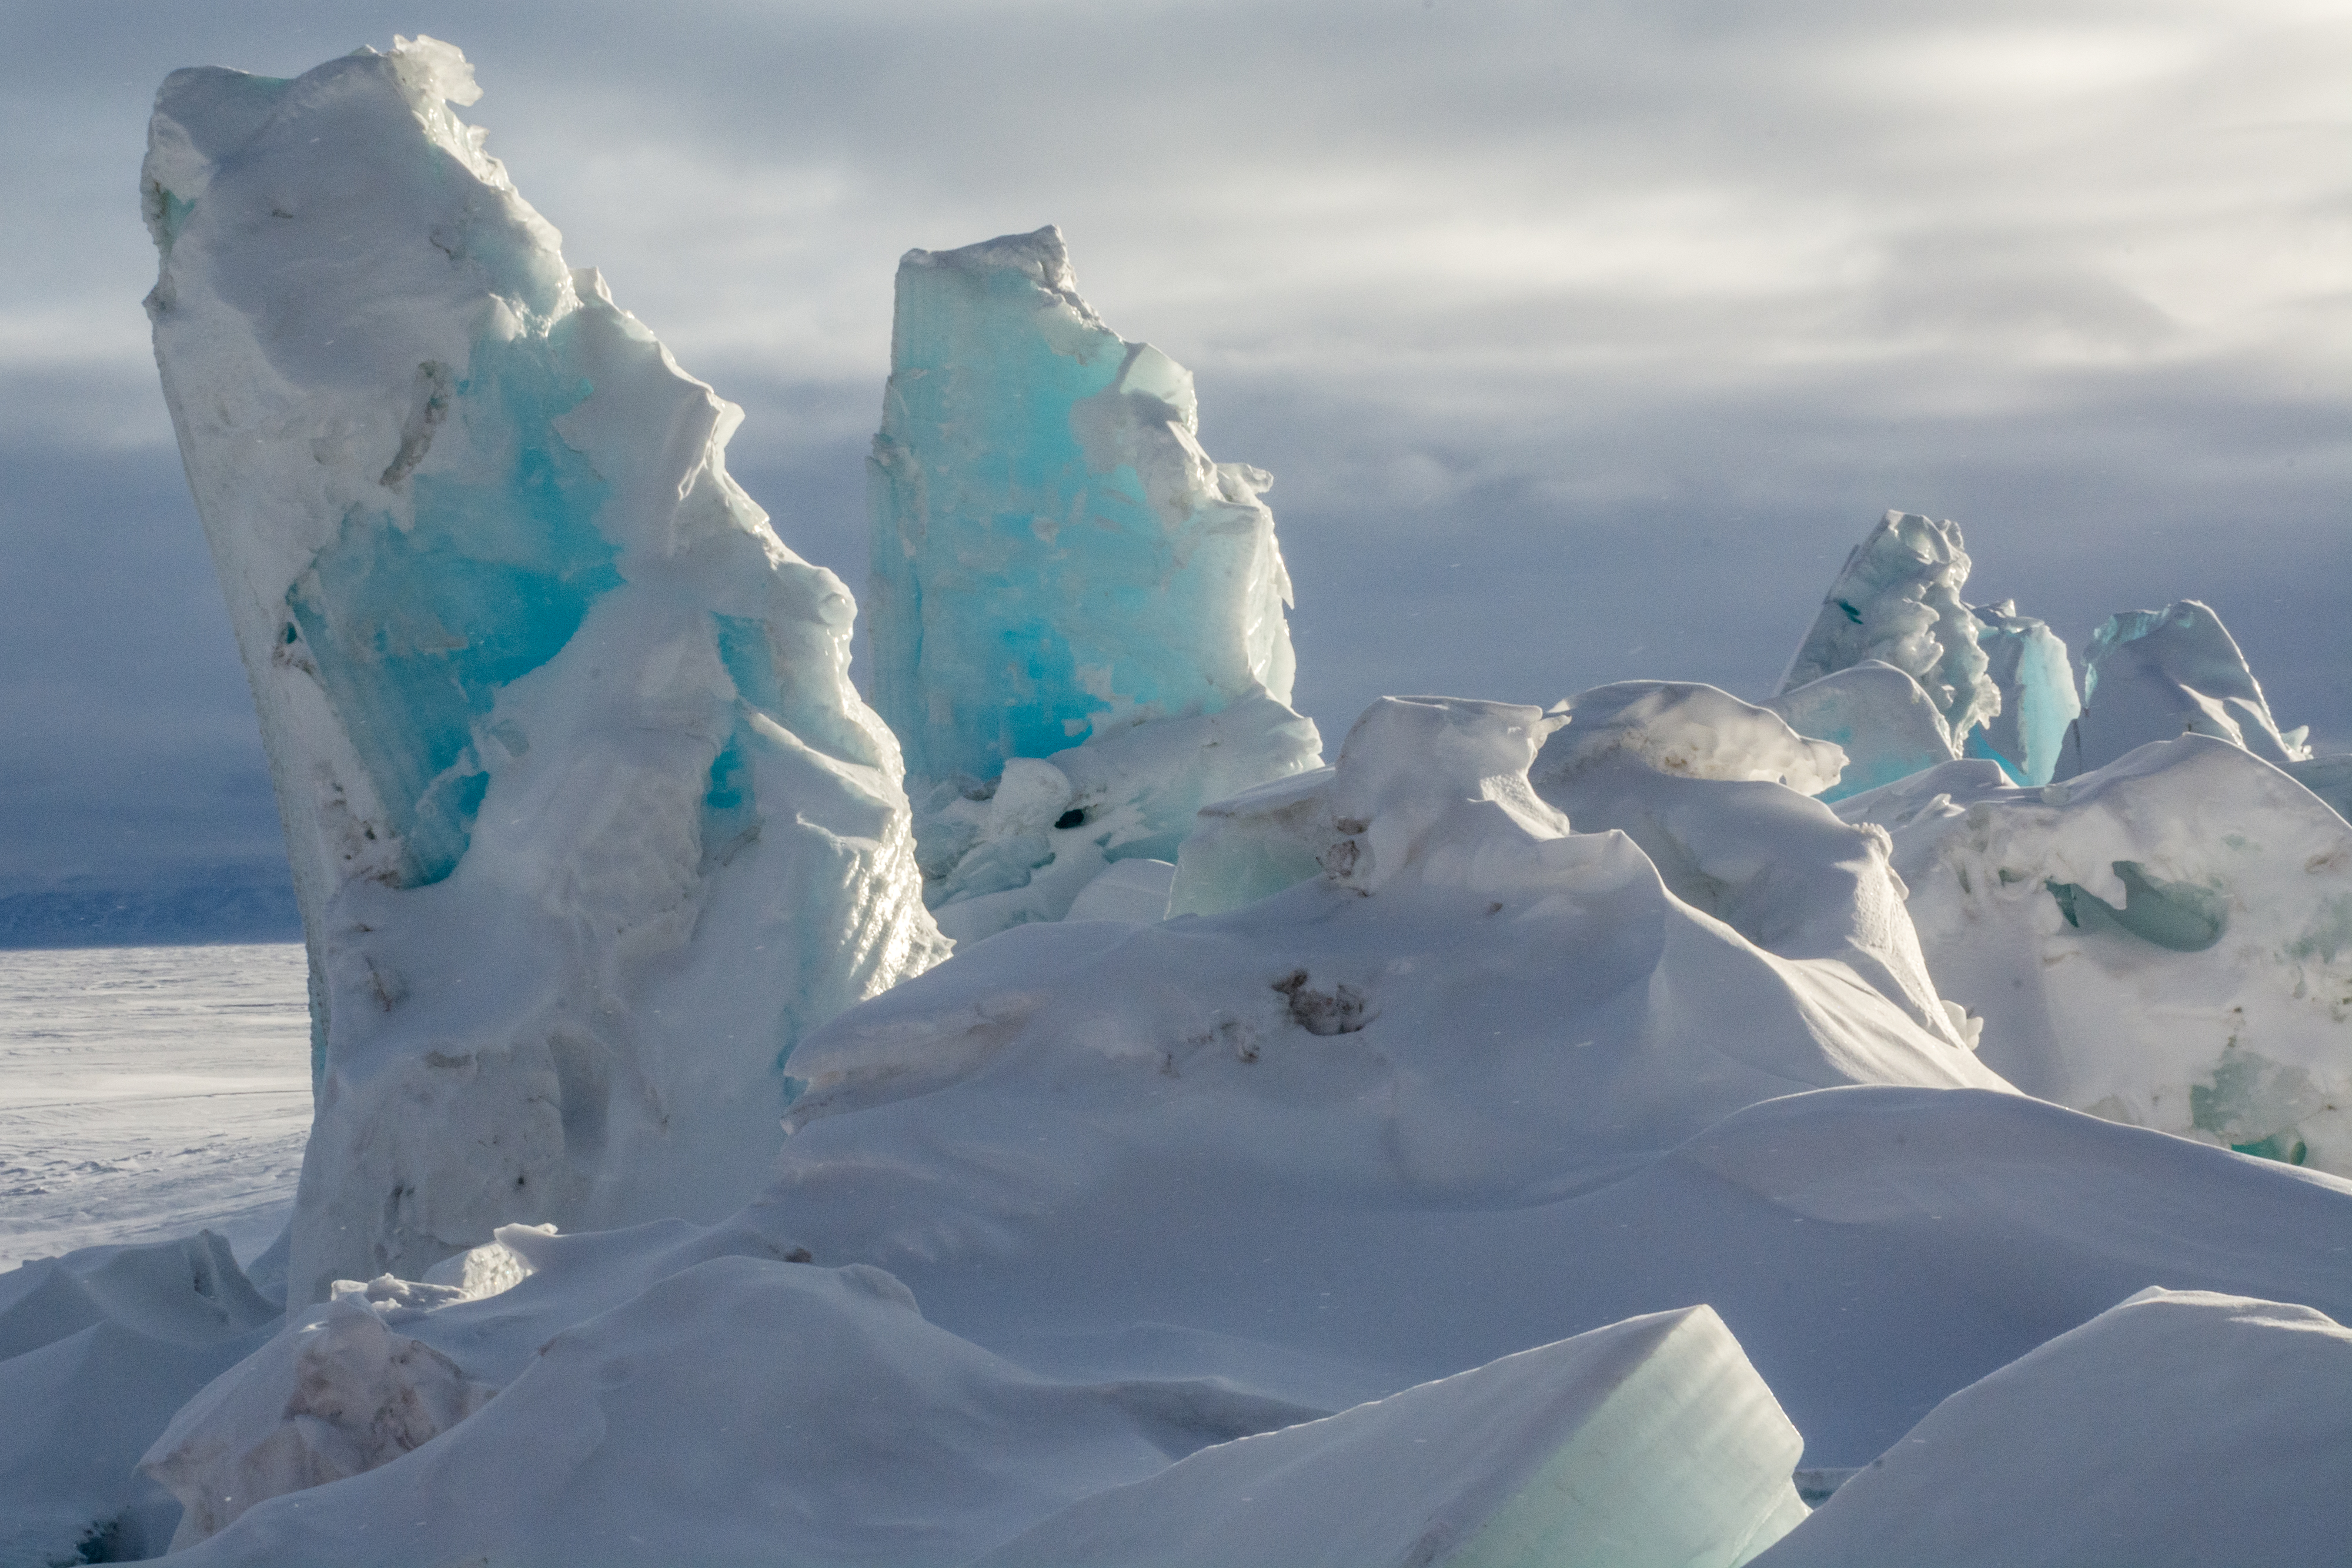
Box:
0;942;309;1271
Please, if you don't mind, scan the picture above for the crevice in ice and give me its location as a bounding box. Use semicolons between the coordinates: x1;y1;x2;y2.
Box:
2043;859;2225;953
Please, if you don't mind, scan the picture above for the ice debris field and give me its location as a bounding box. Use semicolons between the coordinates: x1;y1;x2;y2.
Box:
5;34;2351;1568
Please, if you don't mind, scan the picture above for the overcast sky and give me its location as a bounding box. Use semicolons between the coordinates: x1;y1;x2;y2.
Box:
2;0;2344;897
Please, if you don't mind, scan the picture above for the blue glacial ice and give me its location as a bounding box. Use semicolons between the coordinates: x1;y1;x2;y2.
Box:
143;37;947;1303
868;228;1321;938
1964;600;2080;787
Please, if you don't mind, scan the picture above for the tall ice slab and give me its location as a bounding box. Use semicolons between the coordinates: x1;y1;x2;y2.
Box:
143;38;947;1303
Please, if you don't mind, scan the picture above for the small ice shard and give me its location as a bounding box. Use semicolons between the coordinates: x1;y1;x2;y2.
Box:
141;1294;500;1548
1962;601;2080;786
2063;599;2311;777
1779;511;1999;749
1167;764;1336;917
143;38;947;1303
1766;662;1958;802
1837;734;2352;1174
975;1305;1808;1568
1544;681;1847;795
869;227;1321;936
1750;1289;2352;1568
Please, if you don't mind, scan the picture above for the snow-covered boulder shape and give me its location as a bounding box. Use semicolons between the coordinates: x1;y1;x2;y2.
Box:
161;1249;1313;1568
0;1233;280;1565
979;1306;1807;1568
1837;735;2352;1172
143;1292;498;1548
1766;662;1959;802
143;38;947;1304
870;226;1322;935
2064;599;2312;775
1963;600;2079;785
1542;681;1846;795
1779;511;1999;748
1531;731;1979;1054
1751;1288;2352;1568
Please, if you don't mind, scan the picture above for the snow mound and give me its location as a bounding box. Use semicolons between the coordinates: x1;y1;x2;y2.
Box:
870;226;1321;937
1766;662;1958;802
0;1234;279;1564
163;1251;1312;1567
2066;599;2312;775
1837;735;2352;1173
1752;1288;2352;1568
1965;600;2080;786
1779;511;1997;746
145;38;947;1304
978;1306;1806;1568
1542;681;1846;795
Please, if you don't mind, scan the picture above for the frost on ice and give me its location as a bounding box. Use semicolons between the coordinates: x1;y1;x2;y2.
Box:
142;37;946;1303
868;227;1322;940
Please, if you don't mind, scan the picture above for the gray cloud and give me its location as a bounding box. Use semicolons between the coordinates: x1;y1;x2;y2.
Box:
1;0;2344;914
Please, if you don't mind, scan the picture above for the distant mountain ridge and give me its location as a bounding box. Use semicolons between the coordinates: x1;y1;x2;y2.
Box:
0;871;299;948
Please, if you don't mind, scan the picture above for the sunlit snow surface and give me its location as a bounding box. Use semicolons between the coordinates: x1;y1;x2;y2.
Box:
0;945;308;1272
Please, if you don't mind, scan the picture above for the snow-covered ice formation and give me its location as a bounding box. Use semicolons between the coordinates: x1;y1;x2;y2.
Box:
1752;1288;2352;1567
869;226;1321;938
1838;735;2352;1173
1964;600;2080;786
1778;511;1999;747
2066;599;2312;775
978;1306;1808;1568
0;1233;278;1564
1544;681;1847;795
1765;663;1958;802
143;38;946;1305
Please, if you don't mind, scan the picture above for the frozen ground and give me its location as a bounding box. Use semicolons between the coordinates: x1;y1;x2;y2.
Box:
0;944;308;1272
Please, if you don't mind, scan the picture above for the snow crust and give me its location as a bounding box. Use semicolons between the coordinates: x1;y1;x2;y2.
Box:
1838;735;2352;1172
143;38;947;1304
2066;598;2312;775
868;227;1322;938
1753;1288;2352;1567
978;1306;1807;1568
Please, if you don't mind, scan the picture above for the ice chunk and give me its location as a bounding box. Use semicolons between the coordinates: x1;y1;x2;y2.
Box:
1766;661;1957;801
1543;681;1846;795
868;228;1321;930
144;39;947;1303
1752;1289;2352;1567
1963;601;2079;785
1779;511;1998;747
1167;764;1337;917
921;693;1321;941
1838;735;2352;1172
2064;599;2311;775
977;1306;1806;1568
142;1295;499;1547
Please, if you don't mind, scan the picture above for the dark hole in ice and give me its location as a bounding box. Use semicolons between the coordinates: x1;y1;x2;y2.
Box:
1055;808;1087;830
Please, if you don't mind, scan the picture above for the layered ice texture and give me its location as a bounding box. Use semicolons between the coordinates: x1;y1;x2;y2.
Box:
868;227;1321;938
1966;600;2080;786
143;38;946;1305
1839;735;2352;1173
